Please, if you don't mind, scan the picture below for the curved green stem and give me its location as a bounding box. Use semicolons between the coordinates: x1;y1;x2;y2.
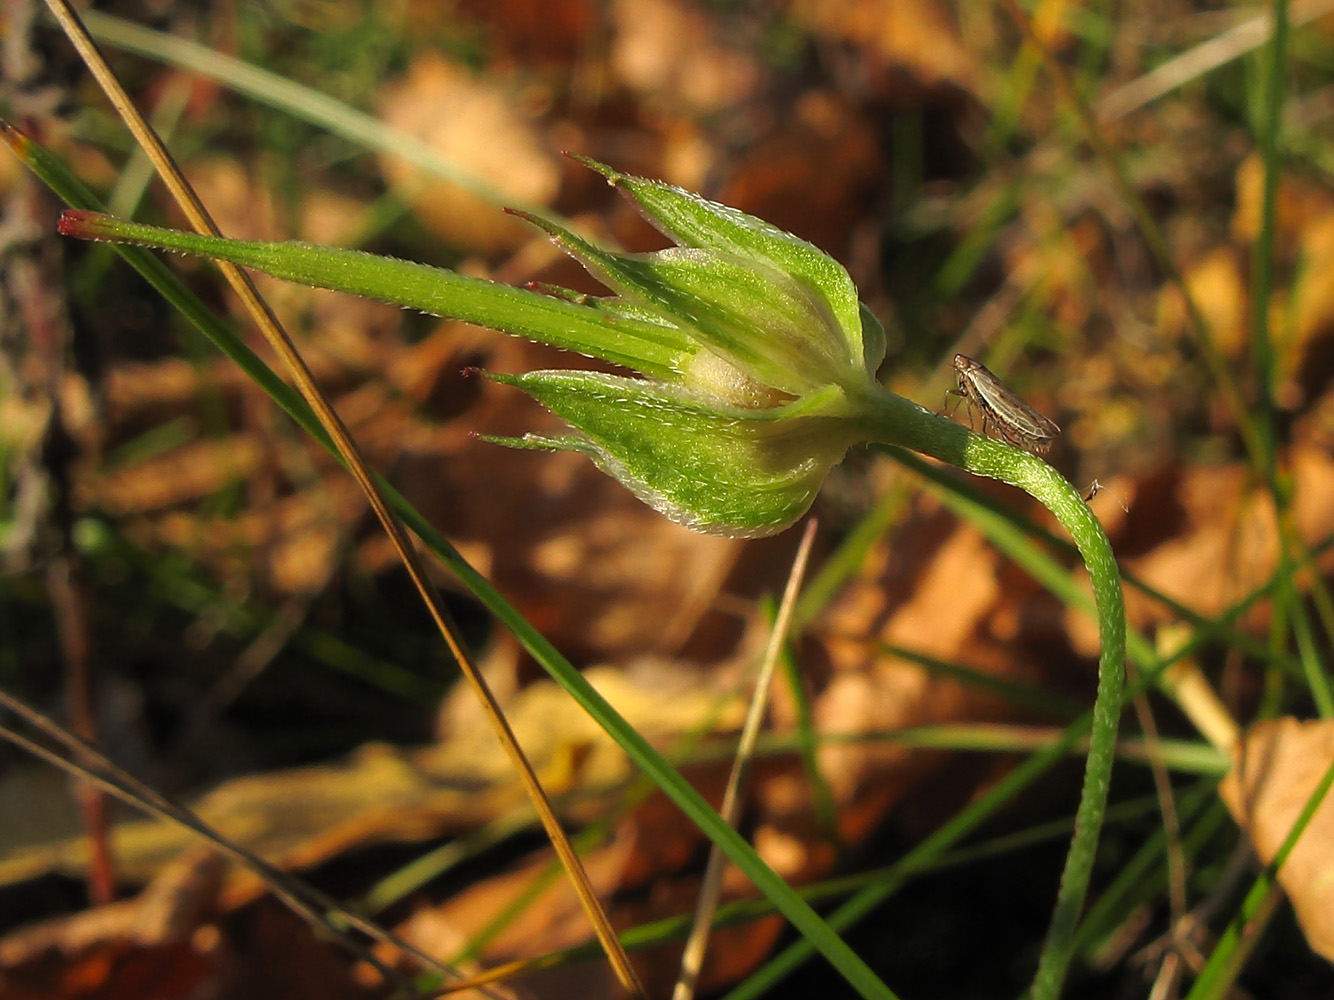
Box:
42;150;1123;995
860;386;1126;1000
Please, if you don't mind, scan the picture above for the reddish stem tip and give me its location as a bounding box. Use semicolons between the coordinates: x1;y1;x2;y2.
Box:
0;119;27;151
57;209;101;238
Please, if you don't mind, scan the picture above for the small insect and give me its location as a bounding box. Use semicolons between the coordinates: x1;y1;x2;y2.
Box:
948;353;1060;455
1081;477;1130;511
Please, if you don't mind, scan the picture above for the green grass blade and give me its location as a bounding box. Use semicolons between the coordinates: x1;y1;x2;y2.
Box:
722;712;1091;1000
8;123;898;1000
58;210;690;378
1186;755;1334;1000
80;9;535;214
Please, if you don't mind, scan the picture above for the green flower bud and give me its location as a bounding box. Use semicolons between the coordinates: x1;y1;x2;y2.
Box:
484;158;888;537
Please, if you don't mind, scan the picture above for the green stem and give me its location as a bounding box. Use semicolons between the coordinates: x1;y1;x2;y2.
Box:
47;163;1123;996
1250;0;1287;471
861;387;1127;999
55;210;689;379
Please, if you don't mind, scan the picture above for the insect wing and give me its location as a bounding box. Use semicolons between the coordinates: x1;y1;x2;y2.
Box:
967;364;1060;439
952;355;1060;453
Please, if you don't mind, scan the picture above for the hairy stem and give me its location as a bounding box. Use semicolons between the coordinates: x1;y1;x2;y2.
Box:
861;385;1127;1000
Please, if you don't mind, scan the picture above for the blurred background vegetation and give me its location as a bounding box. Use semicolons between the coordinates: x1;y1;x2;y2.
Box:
4;1;1334;998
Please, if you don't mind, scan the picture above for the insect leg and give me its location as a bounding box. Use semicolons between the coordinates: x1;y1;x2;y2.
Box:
943;385;967;418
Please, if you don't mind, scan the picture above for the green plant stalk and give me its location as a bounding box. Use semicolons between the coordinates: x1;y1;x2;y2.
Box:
731;712;1209;1000
795;473;914;627
53;204;1124;1000
1249;1;1333;718
1073;786;1223;960
868;640;1082;718
778;637;842;843
722;703;1096;1000
1186;754;1334;1000
899;445;1318;683
507;791;1177;979
57;212;688;379
15;138;895;1000
1249;0;1287;469
1001;0;1266;471
859;398;1125;1000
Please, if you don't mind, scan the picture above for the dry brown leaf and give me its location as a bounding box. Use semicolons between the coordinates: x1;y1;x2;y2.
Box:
93;303;749;645
1233;154;1334;251
262;497;349;597
1096;446;1334;643
792;0;978;97
0;849;224;962
393;830;637;999
0;372;50;460
619;880;783;999
0;849;226;1000
1150;153;1334;419
176;158;286;244
451;0;599;66
1219;717;1334;962
298;189;378;249
364;909;520;999
377;56;560;255
0;737;520;893
0;132;21;191
80;436;266;515
815;520;1001;806
389;814;781;998
0;661;744;894
609;0;762;114
792;491;1064;845
1218;155;1334;399
1179;247;1247;358
378;325;751;662
1000;199;1109;336
719;90;883;264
